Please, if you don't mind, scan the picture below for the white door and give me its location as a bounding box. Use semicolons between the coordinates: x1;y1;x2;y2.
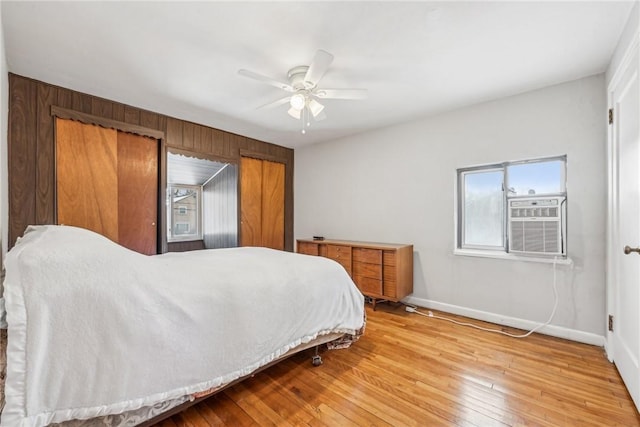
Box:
608;45;640;411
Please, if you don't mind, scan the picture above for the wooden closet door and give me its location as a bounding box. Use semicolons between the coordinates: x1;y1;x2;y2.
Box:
117;132;158;255
56;119;159;255
240;156;263;247
56;118;119;241
261;160;284;250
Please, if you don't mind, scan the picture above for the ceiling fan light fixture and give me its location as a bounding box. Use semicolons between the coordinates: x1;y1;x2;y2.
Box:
308;98;325;117
239;49;366;134
290;93;306;110
287;107;302;119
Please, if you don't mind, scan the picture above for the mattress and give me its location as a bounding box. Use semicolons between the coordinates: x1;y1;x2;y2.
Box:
1;225;365;426
0;328;189;426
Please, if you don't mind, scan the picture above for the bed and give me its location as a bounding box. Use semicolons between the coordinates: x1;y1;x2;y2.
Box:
0;225;365;426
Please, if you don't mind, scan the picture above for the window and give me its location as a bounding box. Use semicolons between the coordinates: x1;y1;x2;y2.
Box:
167;185;202;242
174;222;190;234
461;168;504;249
457;156;567;257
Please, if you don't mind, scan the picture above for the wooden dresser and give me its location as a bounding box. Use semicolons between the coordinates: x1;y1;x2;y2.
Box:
297;238;413;308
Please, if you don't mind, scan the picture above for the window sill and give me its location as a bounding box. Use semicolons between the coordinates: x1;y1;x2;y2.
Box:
168;238;203;243
454;248;572;265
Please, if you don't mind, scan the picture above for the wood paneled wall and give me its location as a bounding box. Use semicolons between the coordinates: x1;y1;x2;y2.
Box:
8;73;294;252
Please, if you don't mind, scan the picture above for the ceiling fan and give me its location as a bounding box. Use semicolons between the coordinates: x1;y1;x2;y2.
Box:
238;50;367;133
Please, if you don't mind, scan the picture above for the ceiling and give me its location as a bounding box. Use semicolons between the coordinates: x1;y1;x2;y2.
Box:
167;152;229;186
1;1;634;149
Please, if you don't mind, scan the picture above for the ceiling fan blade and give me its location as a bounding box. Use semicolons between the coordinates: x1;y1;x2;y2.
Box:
238;69;294;92
303;50;334;88
257;96;291;110
314;88;368;100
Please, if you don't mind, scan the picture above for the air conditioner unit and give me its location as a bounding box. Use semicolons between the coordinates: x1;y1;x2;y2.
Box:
508;197;566;256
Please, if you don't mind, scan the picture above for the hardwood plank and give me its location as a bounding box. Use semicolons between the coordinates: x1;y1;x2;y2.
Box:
112;103;125;122
211;129;225;157
200;126;213;155
205;393;257;426
226;382;295;426
223;132;232;158
267;361;392;426
183;122;195;149
192;124;202;153
140;110;160;130
72;91;92;113
159;115;168;137
8;74;37;247
153;305;640;427
36;82;56;224
157;419;180;427
124;105;141;125
235;377;317;426
166;117;183;148
91;97;113;119
56;85;72;109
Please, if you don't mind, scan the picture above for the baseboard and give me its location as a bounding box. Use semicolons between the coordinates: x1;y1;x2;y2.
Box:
403;296;605;347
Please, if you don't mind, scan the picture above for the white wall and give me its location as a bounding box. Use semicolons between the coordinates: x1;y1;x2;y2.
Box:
295;74;606;341
0;3;8;268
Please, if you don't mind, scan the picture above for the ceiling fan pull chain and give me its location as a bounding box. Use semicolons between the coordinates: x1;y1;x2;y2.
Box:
301;107;306;134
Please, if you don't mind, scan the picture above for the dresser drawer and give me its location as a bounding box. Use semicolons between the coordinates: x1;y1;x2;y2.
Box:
353;261;382;279
383;265;397;282
354;275;383;295
383;251;396;266
325;245;352;274
327;245;351;261
297;241;319;256
335;258;352;275
353;248;382;264
383;280;397;298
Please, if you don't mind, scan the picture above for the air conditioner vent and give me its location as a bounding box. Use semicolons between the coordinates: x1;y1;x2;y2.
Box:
508;197;565;256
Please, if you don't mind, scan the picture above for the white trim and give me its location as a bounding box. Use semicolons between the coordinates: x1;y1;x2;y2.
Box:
454;248;572;265
607;29;640;93
403;296;604;347
605;27;640;362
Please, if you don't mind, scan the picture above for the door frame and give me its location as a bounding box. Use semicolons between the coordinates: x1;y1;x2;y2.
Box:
606;33;640;361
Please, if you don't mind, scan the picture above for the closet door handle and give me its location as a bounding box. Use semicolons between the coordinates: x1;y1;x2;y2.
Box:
624;245;640;255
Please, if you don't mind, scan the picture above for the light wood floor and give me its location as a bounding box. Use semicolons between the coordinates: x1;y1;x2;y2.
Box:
153;304;640;426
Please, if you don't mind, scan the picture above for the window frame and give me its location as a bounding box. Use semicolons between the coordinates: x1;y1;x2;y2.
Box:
456;155;567;258
167;184;203;243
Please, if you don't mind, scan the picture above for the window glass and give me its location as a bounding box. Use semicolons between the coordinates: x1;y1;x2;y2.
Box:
462;170;504;248
506;160;565;197
168;185;201;241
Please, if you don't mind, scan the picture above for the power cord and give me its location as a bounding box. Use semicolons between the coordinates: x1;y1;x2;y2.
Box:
405;257;559;339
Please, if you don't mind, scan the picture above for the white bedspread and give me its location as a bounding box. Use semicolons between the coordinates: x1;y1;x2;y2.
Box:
1;225;364;426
